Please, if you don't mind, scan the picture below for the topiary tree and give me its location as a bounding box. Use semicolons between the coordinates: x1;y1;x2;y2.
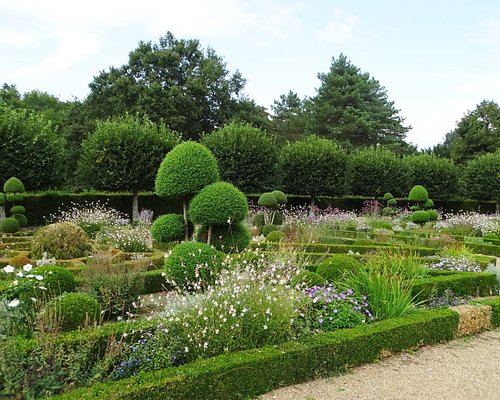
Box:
464;151;500;214
410;210;430;225
0;217;19;233
196;222;251;253
78;115;180;221
156;141;220;240
408;185;435;224
1;176;27;231
281;135;348;212
188;182;248;245
408;185;429;206
201;122;280;193
151;213;194;244
258;190;288;225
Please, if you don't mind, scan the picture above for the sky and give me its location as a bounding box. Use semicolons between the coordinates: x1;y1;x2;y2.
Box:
1;0;500;149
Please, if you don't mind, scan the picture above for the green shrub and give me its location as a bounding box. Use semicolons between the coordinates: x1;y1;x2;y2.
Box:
201;122;280;193
252;212;265;228
10;205;25;214
164;242;224;290
316;255;362;283
151;214;192;243
197;223;251;253
35;265;77;298
258;192;278;208
42;292;100;332
155;141;220;199
3;177;25;193
13;214;28;226
261;224;280;237
291;270;325;288
383;192;394;201
427;209;439;221
464;151;500;206
272;211;284;226
188;182;248;226
0;193;5;205
31;222;92;259
423;199;434;209
271;190;287;204
408;185;429;202
387;198;397;206
411;210;430;225
265;230;283;243
6;193;23;203
0;217;19;233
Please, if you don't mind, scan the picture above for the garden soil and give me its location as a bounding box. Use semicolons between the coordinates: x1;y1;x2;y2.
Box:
259;327;500;400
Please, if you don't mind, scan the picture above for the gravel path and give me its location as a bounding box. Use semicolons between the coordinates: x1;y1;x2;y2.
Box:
260;328;500;400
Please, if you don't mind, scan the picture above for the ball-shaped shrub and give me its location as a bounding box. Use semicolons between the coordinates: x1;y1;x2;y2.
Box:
13;214;28;226
258;192;278;208
35;265;77;298
189;182;248;226
316;255;362;283
164;242;224;290
10;205;25;214
427;209;439;221
408;185;429;202
155;141;220;198
197;223;251;253
383;192;394;201
266;230;283;243
31;222;92;259
42;292;100;332
382;207;396;216
0;193;5;205
1;217;19;233
291;271;325;288
8;255;31;267
423;199;434;209
252;212;265;228
151;214;193;243
261;224;280;237
271;190;287;204
3;177;25;193
387;198;397;207
6;193;23;202
411;210;430;225
272;211;284;226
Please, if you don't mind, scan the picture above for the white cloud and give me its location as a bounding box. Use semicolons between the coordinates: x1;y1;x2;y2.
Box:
0;29;36;47
314;8;360;44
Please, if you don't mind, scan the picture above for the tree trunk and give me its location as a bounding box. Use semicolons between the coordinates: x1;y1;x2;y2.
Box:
207;224;212;246
496;200;499;216
132;190;139;223
183;197;189;241
309;196;316;216
0;206;5;220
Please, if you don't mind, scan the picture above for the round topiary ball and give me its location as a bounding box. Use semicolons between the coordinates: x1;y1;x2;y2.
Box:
261;224;280;237
383;192;394;201
197;223;251;253
258;192;278;208
408;185;429;202
272;211;284;226
427;209;439;221
271;190;287;204
265;230;283;243
6;193;24;203
42;292;100;332
13;214;28;226
251;212;265;228
151;214;193;243
155;141;220;198
10;205;25;215
387;198;397;207
291;271;325;288
382;207;396;216
410;210;431;225
423;199;434;209
164;242;224;290
316;255;362;283
189;182;248;226
31;222;92;259
1;217;20;233
35;265;77;298
3;177;25;193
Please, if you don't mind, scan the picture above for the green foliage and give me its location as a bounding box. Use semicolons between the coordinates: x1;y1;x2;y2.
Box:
382;206;396;216
0;217;19;233
316;255;362;283
464;151;500;202
411;210;431;225
258;192;278;208
423;199;434;209
265;230;284;243
155;141;220;199
252;212;265;228
272;211;284;225
353;238;375;247
35;265;77;298
0;193;5;205
9;205;25;214
309;54;409;147
387;198;397;206
291;270;325;288
408;185;429;202
261;224;280;237
31;222;92;259
3;177;25;193
271;190;287;204
42;292;100;332
474;297;500;327
78;115;179;193
13;214;28;226
349;147;410;197
151;214;192;243
197;223;251;253
269;91;308;142
6;193;23;203
164;242;224;290
281;135;348;197
0;105;66;189
404;154;459;199
201;122;280;193
188;182;248;226
427;209;439;221
383;192;394;201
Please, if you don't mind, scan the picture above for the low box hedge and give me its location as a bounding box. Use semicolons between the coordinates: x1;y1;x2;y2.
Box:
473;297;500;327
51;308;459;400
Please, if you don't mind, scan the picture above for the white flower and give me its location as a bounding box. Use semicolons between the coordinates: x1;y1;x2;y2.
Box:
23;264;33;272
3;265;14;273
7;299;20;308
35;275;43;281
263;324;268;330
184;346;189;353
16;271;24;277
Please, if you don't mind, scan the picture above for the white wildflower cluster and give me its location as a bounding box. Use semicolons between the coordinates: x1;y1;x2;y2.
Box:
435;212;500;236
1;263;45;308
96;224;153;252
429;256;482;273
35;252;56;267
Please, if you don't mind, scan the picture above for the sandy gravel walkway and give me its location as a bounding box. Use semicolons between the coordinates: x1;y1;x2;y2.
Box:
260;328;500;400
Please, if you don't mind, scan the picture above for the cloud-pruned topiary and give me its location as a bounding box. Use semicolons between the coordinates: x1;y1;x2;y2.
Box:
0;217;19;233
151;213;193;244
197;223;251;253
271;190;287;205
408;185;429;203
3;177;25;193
258;192;278;208
410;210;430;225
1;176;27;231
258;190;288;225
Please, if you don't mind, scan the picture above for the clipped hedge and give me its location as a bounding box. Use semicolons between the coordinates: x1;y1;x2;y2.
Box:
51;308;459;400
474;297;500;327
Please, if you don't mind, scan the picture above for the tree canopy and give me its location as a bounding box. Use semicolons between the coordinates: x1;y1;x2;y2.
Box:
308;54;410;147
269;91;308;142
